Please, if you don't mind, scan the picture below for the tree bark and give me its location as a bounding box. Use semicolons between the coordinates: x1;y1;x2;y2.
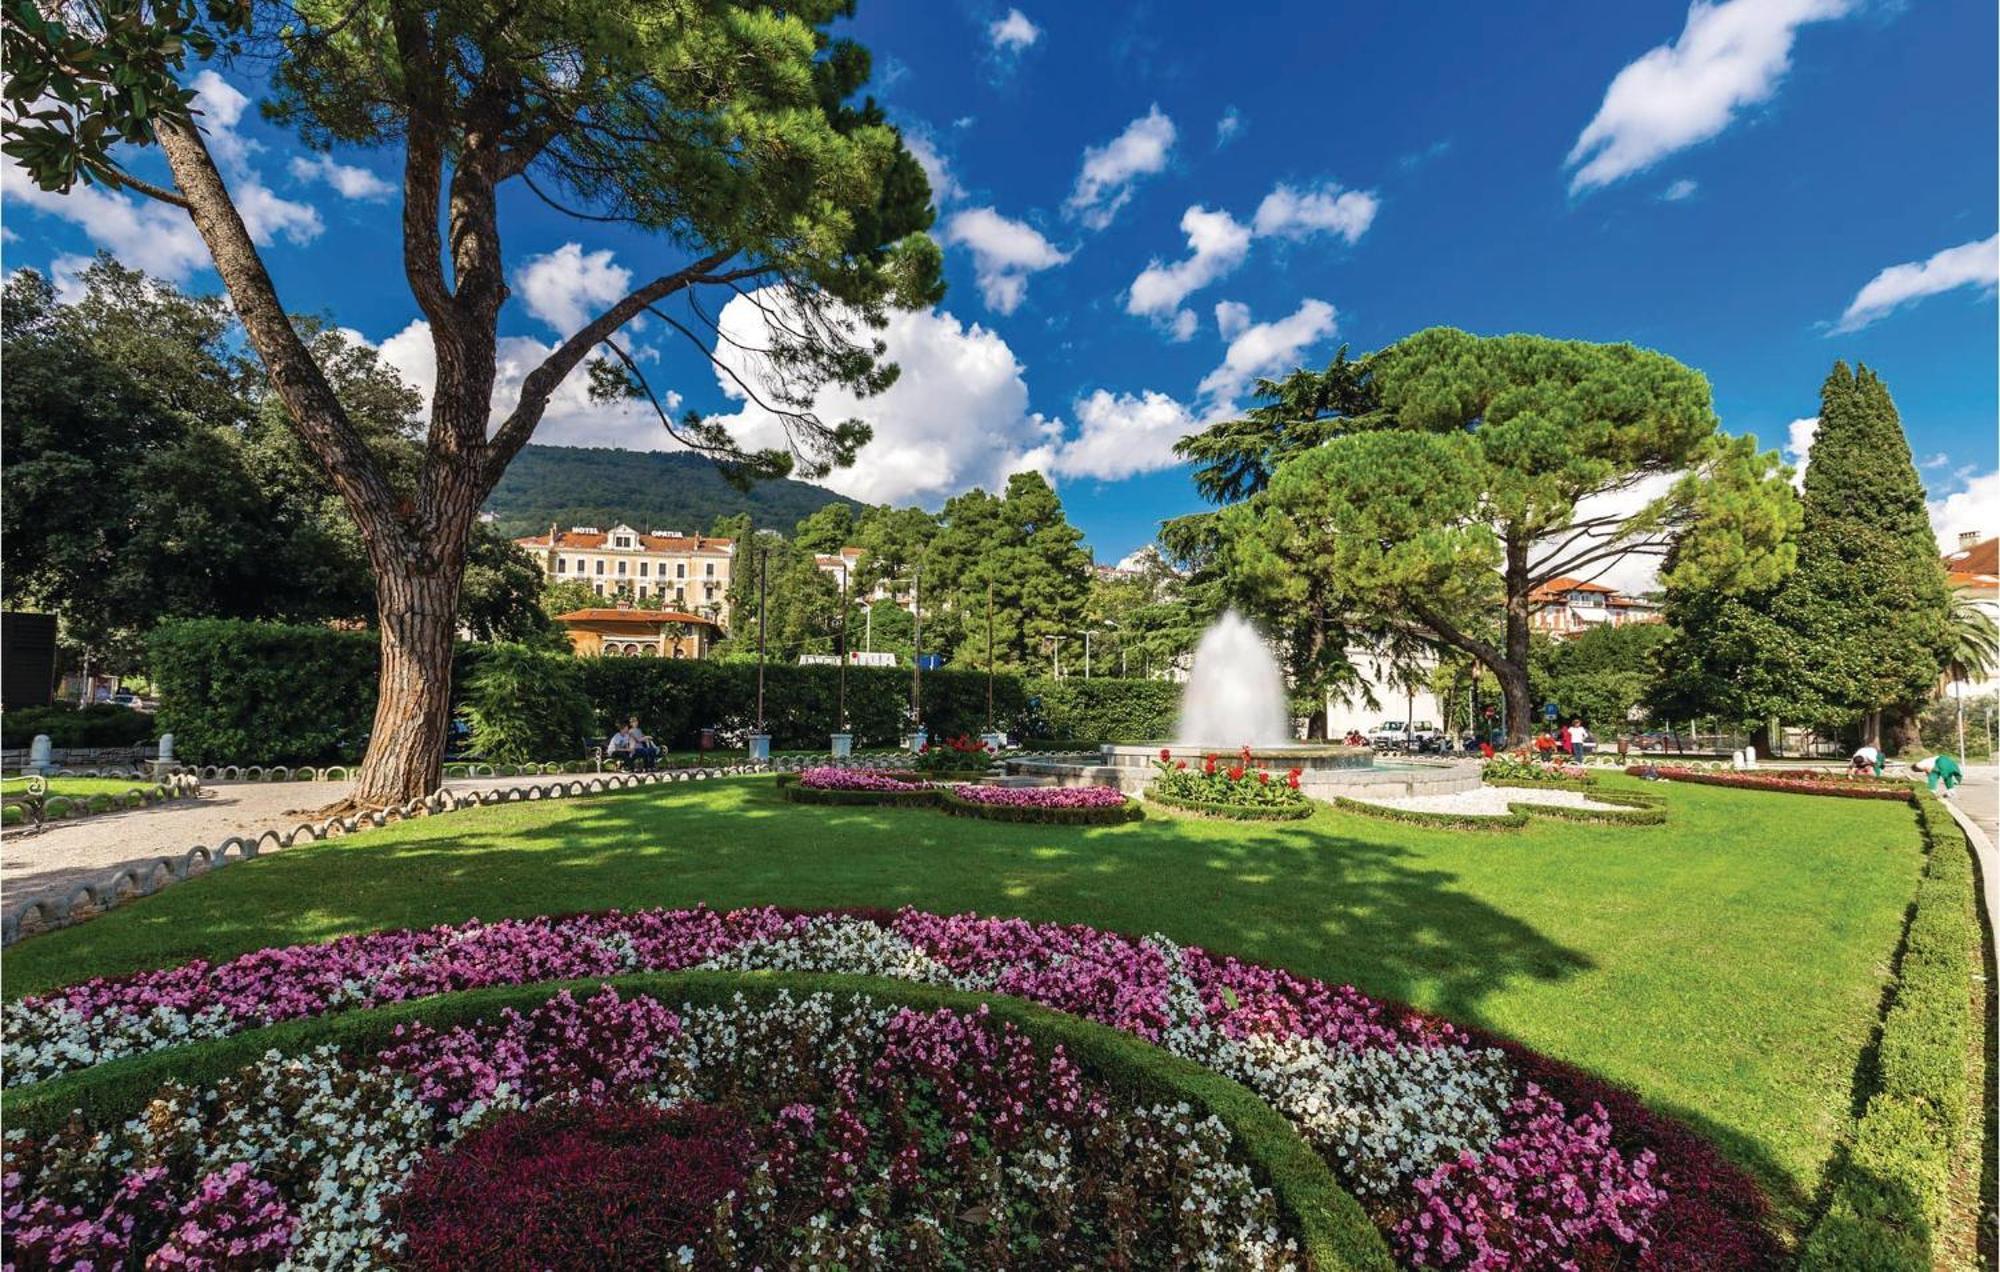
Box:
1501;537;1534;746
353;564;463;806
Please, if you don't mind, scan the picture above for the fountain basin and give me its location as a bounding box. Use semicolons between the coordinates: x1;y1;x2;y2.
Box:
1008;743;1482;799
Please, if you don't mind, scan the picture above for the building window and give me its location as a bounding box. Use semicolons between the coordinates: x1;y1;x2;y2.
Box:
675;563;686;579
555;557;566;573
594;583;604;595
617;560;627;576
704;562;716;577
637;584;648;598
594;559;604;576
639;561;649;577
674;588;685;604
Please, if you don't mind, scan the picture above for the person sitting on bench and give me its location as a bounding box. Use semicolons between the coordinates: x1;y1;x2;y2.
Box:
606;723;639;770
625;718;661;772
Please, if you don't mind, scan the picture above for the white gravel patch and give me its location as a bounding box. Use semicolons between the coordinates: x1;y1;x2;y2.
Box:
1355;785;1630;818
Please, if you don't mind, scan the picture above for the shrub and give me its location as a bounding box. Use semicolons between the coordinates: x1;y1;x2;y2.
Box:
149;619;382;764
461;645;597;764
0;704;155;750
1481;754;1593;785
1797;794;1975;1269
1018;677;1179;742
914;733;996;775
1146;747;1311;815
1629;766;1913;801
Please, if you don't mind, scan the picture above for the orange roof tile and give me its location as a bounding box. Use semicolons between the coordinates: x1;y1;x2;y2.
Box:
516;530;734;553
555;609;717;626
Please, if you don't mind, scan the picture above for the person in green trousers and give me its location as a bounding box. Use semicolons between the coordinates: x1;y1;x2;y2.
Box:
1913;754;1962;793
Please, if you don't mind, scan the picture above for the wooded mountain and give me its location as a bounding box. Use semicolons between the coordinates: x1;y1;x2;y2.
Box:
484;445;860;538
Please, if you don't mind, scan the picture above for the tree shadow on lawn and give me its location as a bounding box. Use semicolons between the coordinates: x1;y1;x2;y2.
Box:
17;780;1595;1038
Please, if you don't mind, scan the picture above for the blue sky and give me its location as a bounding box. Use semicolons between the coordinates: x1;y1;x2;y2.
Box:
5;0;1995;566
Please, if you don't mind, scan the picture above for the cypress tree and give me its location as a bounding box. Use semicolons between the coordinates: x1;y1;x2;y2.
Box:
1776;362;1950;745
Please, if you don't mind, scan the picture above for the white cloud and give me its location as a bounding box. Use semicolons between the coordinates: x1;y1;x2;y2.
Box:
1065;106;1176;230
513;242;637;337
1215;107;1244;147
288;152;394;201
902;128;962;204
1127;179;1377;334
988;8;1041;52
1050;389;1200;480
942;206;1070;314
1214;300;1251;339
373;318;683;450
1833;235;1999;333
1922;452;1950;470
1194;298;1338;411
4;72;320;281
1662;178;1699;201
709;294;1059;505
1566;0;1855;192
2;167;213;279
1125;206;1252;332
1251;182;1378;242
1532;471;1685;594
1929;471;2000;554
1784;415;1818;488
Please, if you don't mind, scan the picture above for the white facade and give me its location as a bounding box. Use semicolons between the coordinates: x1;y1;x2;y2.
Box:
1324;645;1447;739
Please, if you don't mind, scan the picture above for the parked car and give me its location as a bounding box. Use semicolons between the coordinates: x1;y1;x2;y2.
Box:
1408;721;1442;751
1368;721;1410;750
109;691;150;712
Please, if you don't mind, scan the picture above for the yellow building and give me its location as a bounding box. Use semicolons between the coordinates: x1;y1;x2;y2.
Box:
516;523;736;628
553;603;719;658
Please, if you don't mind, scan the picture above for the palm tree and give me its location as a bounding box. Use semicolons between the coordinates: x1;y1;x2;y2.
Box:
1940;587;2000;759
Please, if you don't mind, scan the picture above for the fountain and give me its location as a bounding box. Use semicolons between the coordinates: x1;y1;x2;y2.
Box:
1004;611;1481;799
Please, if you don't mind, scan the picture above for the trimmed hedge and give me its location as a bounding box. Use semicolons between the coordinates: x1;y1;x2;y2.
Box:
1143;785;1315;821
1331;790;1667;831
145;620;1184;765
937;787;1143;826
776;779;942;810
0;704;156;750
1797;793;1978;1270
0;971;1393;1272
1625;766;1914;802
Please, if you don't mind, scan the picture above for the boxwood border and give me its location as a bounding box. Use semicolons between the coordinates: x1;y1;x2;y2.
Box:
775;779;941;809
1;970;1393;1272
936;786;1143;826
1796;792;1979;1270
1143;784;1315;821
1331;789;1667;831
1623;766;1914;803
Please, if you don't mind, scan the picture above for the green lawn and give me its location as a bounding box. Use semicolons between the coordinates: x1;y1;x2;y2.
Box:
2;774;1924;1233
2;776;166;796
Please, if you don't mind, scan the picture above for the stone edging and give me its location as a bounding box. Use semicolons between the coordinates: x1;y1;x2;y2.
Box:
6;774;203;828
0;765;766;948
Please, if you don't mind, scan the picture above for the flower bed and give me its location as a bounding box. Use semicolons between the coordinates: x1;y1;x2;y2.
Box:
3;906;1778;1269
4;983;1312;1269
1480;754;1595;787
1626;766;1914;802
913;733;997;779
1146;747;1314;820
941;783;1140;825
780;766;941;808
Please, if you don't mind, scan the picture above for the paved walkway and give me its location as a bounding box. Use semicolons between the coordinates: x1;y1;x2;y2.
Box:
0;773;592;918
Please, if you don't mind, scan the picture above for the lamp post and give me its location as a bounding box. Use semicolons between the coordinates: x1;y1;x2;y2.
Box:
909;563;924;749
832;569;852;759
750;545;770;762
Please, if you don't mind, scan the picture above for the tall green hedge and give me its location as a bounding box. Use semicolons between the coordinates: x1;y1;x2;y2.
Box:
0;704;156;750
147;618;1185;762
150;619;383;763
1796;793;1978;1270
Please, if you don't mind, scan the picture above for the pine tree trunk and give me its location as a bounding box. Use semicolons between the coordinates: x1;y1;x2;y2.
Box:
351;565;462;807
1502;540;1534;746
1500;667;1534;749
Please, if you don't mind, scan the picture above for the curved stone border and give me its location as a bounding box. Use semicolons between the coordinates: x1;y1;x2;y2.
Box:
5;774;202;829
133;748;1094;785
1330;789;1668;831
0;765;763;948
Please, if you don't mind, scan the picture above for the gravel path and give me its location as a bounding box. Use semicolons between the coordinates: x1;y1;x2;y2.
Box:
1;773;584;915
1356;785;1633;817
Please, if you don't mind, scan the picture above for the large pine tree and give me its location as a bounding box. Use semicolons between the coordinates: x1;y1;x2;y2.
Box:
1775;362;1950;746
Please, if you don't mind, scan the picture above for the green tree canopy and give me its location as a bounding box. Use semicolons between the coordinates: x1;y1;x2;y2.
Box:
4;0;943;805
1770;363;1950;741
1189;327;1799;743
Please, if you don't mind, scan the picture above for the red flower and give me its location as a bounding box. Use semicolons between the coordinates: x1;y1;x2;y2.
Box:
1257;771;1270;785
1287;766;1303;779
1227;765;1245;781
1286;772;1301;789
1203;755;1217;774
1159;748;1173;762
1239;743;1253;762
1175;760;1188;770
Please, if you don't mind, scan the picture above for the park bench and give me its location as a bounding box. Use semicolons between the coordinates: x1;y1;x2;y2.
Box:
2;785;47;834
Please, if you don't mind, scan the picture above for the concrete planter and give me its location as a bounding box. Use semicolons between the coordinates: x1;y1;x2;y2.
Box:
830;732;853;759
748;733;771;762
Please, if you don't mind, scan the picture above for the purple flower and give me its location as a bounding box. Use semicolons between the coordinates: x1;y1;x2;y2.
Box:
949;784;1129;809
